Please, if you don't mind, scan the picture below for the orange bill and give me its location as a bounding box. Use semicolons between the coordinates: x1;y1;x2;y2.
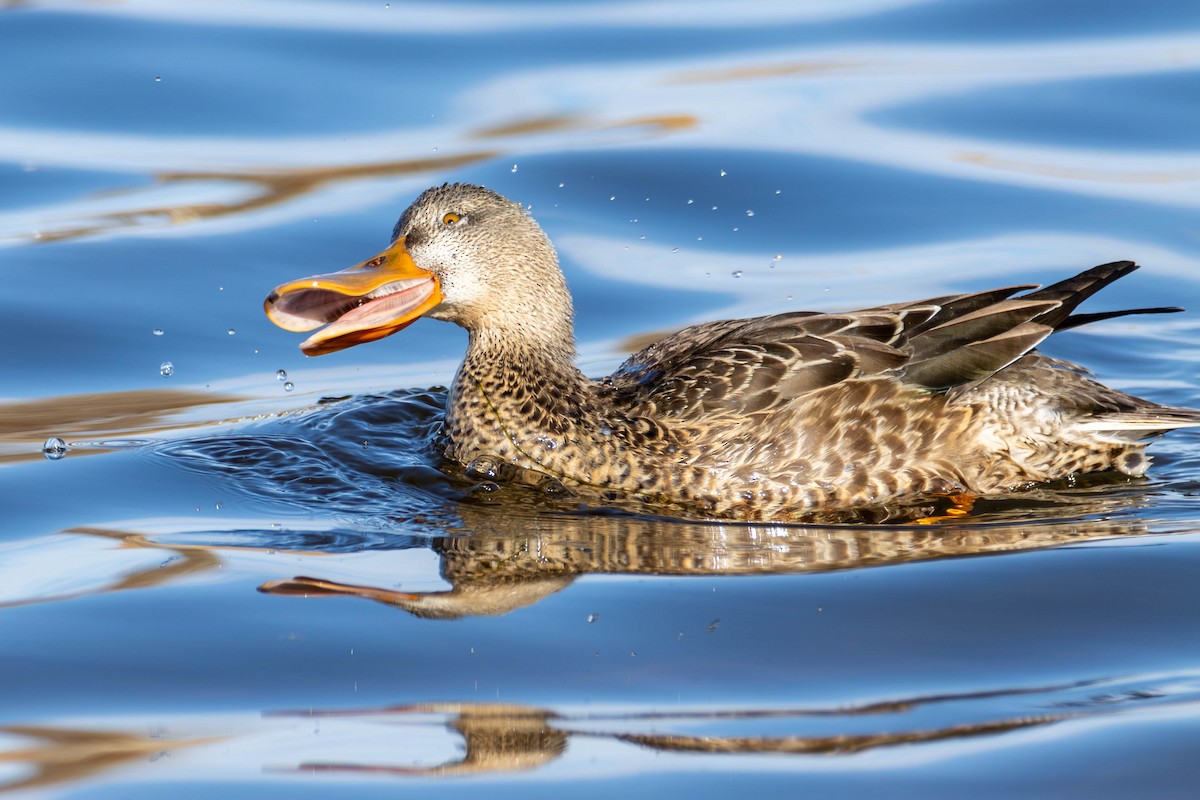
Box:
264;237;442;355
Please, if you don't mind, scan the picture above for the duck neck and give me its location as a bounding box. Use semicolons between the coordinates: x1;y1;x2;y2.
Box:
461;323;583;389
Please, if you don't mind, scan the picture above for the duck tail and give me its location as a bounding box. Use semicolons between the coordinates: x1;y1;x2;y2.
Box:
1027;261;1185;331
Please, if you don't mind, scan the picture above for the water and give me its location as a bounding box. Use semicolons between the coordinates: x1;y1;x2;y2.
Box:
2;1;1200;797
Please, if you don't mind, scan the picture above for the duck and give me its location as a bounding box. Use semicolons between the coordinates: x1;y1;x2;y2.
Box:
265;182;1200;521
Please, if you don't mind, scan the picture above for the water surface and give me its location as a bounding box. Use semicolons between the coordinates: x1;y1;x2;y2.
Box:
2;1;1200;797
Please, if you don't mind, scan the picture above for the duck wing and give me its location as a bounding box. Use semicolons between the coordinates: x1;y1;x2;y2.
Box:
607;261;1175;420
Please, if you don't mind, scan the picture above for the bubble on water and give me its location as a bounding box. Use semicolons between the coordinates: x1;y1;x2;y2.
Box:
227;328;235;335
283;381;295;392
159;361;174;377
42;437;67;460
276;369;288;381
153;328;163;336
731;270;743;279
745;209;755;217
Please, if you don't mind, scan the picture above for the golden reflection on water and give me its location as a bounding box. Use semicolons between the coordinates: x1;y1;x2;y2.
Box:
25;113;696;244
0;389;241;464
268;693;1069;777
0;724;216;795
955;151;1200;184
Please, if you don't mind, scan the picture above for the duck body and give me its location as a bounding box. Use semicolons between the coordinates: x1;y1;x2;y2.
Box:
266;183;1200;521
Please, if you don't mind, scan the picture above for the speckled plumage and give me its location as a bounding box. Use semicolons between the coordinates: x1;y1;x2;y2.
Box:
268;183;1200;521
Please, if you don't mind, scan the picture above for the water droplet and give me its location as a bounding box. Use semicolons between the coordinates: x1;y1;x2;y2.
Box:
587;613;599;623
283;381;295;392
510;163;518;173
42;437;67;460
671;248;680;253
215;501;223;510
775;189;782;194
745;209;755;217
697;237;704;242
719;169;727;177
159;361;174;377
558;182;564;188
686;199;694;205
711;206;718;211
639;234;646;240
731;270;743;279
732;227;739;232
276;369;288;381
609;196;616;201
226;328;235;335
153;328;164;336
154;76;162;82
599;425;614;437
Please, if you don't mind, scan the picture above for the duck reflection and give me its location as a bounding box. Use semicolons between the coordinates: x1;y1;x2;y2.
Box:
260;488;1154;619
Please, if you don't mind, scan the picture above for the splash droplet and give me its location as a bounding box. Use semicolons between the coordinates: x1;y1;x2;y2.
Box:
731;270;743;279
510;163;518;173
587;613;599;623
719;169;727;177
159;361;174;377
276;369;288;381
226;328;235;336
154;76;162;82
42;437;67;460
152;328;164;336
686;199;694;205
283;381;295;392
745;209;755;217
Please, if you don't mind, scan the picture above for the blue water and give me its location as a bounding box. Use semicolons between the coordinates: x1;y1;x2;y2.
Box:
2;1;1200;797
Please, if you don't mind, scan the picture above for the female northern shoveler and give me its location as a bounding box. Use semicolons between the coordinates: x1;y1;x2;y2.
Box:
265;183;1200;521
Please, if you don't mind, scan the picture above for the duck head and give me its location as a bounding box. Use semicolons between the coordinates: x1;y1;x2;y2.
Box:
265;183;573;355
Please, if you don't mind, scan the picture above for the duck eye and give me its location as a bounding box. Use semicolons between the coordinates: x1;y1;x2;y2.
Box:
443;212;461;226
